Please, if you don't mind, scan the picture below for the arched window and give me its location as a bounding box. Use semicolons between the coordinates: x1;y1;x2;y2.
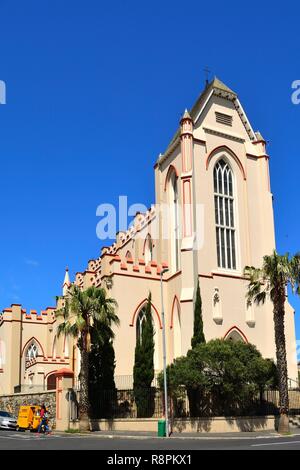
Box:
136;307;147;345
52;337;57;359
126;250;133;260
168;171;180;272
172;299;182;359
225;330;246;342
144;235;153;265
214;159;236;270
26;342;38;360
63;337;69;358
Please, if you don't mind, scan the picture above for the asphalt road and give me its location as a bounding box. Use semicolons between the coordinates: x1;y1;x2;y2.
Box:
0;430;300;450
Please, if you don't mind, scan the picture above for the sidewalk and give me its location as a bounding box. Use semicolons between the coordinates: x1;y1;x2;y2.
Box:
54;429;298;440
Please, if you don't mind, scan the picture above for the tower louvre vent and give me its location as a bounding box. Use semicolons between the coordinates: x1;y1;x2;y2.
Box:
215;111;233;127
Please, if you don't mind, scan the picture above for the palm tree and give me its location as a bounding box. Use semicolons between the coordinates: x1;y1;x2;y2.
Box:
244;250;300;433
56;285;119;431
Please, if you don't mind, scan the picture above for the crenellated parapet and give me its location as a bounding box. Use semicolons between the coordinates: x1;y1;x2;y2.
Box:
71;205;157;290
96;205;156;259
1;305;56;324
109;255;168;279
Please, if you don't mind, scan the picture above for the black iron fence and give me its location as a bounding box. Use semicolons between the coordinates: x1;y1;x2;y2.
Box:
86;387;300;420
90;388;164;419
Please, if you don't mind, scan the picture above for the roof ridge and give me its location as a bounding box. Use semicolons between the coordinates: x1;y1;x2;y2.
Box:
157;77;238;163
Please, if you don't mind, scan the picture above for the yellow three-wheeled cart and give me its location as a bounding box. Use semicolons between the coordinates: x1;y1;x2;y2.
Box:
16;405;41;431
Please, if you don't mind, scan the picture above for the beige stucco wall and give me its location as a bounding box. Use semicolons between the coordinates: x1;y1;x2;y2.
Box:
90;416;276;433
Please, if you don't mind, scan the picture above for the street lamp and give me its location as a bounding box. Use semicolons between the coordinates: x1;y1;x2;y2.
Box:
160;267;169;437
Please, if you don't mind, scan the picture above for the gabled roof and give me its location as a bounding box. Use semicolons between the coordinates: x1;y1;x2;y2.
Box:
206;77;236;96
189;77;237;122
156;77;256;165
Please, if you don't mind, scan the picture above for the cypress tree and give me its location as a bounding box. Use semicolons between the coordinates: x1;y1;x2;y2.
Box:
191;280;205;348
189;280;205;413
89;330;116;418
133;292;155;417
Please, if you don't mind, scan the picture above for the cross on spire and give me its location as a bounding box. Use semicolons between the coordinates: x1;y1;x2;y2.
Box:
203;66;211;86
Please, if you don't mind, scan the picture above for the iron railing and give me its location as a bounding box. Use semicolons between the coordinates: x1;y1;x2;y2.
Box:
82;388;300;420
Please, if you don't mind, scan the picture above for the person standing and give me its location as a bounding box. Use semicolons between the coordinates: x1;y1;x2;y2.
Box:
37;404;50;434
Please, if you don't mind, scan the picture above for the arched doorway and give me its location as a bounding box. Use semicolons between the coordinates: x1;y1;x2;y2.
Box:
46;373;56;390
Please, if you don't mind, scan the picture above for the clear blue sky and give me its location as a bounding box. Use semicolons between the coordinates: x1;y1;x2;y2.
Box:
0;1;299;342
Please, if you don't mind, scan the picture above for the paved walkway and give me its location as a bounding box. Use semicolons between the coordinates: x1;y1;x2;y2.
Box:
55;429;296;439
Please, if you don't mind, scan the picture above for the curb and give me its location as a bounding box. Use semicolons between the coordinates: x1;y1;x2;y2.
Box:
52;431;300;441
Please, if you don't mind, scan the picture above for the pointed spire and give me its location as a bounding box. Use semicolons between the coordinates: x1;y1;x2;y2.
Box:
62;267;71;296
180;108;193;124
183;108;191;119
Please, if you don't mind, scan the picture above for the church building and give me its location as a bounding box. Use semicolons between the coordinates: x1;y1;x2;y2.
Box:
0;78;297;395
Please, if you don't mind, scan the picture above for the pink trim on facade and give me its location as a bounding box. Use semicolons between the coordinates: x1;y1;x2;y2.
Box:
182;179;192;237
21;336;46;358
164;164;179;191
206;145;247;180
130;299;162;329
223;326;249;343
170;296;180;329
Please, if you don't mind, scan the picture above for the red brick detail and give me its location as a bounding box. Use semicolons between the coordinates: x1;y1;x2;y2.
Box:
145;266;152;274
133;265;140;272
139;259;146;265
120;263;128;270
